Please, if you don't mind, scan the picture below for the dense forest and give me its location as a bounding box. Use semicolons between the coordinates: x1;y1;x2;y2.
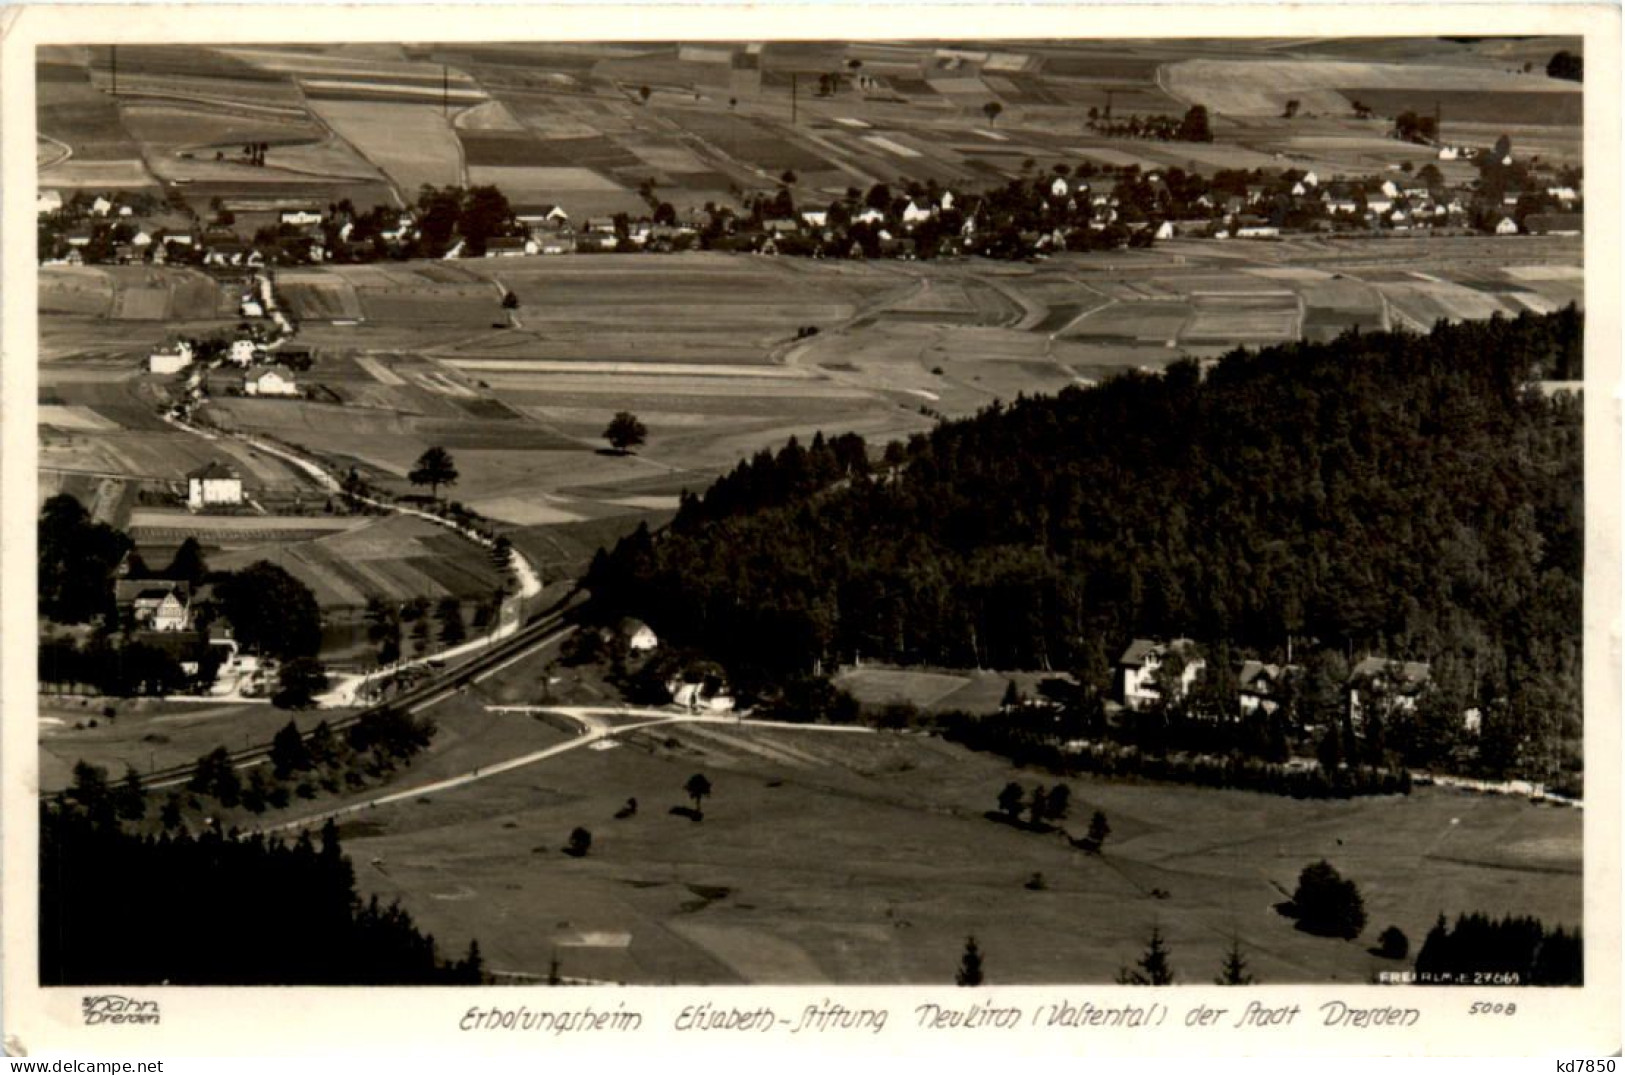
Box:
1415;911;1582;985
41;802;481;985
587;307;1583;779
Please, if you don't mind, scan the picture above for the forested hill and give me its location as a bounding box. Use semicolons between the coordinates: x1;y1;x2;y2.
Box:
586;306;1582;709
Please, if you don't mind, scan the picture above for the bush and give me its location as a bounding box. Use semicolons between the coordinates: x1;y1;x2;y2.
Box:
1376;925;1409;960
1290;860;1367;939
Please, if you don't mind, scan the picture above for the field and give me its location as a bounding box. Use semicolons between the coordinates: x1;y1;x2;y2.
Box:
307;99;467;195
260;692;1582;985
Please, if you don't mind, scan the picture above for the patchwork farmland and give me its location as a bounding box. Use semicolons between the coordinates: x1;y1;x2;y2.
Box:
34;36;1590;994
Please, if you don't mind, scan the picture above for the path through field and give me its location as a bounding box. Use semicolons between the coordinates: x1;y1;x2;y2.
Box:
257;705;874;834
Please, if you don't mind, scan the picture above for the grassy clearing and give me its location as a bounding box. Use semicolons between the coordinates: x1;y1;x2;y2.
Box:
323;717;1580;985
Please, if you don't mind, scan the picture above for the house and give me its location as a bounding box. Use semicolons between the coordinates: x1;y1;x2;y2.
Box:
37;190;63;214
1524;213;1582;237
1238;661;1295;717
1365;196;1393;214
228;339;258;366
1153;220;1175;241
1302;171;1319;188
244;365;299;397
1235;219;1280;239
901;200;934;226
240;297;265;318
91;196;113;217
1438;146;1461;161
1326;198;1361;215
853;207;886;226
1118;638;1206;711
1494;215;1520;235
764;218;800;235
65;228;93;248
621;619;658;653
517;205;571;230
187;461;244;510
115;579;191;632
800;209;829;229
1049;177;1069;198
1546;186;1579;204
538;234;574;255
1347;657;1431;726
148;341;194;375
1379;179;1400;199
279;207;323;227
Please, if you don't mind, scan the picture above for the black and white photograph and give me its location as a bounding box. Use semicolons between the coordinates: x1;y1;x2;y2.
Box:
2;3;1619;1062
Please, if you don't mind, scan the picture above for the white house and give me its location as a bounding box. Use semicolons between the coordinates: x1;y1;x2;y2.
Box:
1238;661;1296;717
240;297;265;318
1050;177;1069;198
1118;639;1206;711
1438;146;1461;161
1153;220;1175;241
940;190;955;211
621;619;658;653
148;341;194;375
244;365;299;397
187;461;243;511
901;200;934;226
1495;215;1520;235
854;207;886;226
1302;171;1319;188
1366;197;1393;214
37;190;63;215
228;339;258;366
800;209;829;229
279;208;323;227
91;196;113;217
115;579;191;632
1235;223;1280;239
1547;186;1579;203
1347;657;1431;727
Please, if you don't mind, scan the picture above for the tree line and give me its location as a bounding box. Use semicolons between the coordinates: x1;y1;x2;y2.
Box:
585;308;1582;784
40;803;481;985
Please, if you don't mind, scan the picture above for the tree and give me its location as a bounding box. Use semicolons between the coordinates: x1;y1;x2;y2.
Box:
565;827;593;857
501;291;519;310
1087;810;1111;849
435;597;466;646
684;772;712;815
273;657;329;710
1177;104;1213;143
1290;860;1367;939
408;446;459;501
165;537;209;586
956;935;985;985
1215;936;1254;984
997;781;1025;820
1282;99;1300;119
1045;783;1071;821
114;765;146;821
1026;786;1049;826
981;100;1004;128
604;411;648;454
270;720;311;779
1118;925;1176;985
1376;925;1409;960
215;562;321;660
638;85;652;104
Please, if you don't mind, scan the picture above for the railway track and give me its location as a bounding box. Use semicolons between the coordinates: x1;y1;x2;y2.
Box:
43;604;576;796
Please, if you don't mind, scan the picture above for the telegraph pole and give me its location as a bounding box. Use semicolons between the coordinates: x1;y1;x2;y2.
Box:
110;45;117;96
791;73;797;125
443;65;450;117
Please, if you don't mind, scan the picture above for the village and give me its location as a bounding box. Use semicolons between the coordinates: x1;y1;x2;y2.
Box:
38;133;1582;271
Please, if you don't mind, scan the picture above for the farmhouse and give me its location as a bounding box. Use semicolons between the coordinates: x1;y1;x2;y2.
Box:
1347;657;1431;726
228;339;258;365
148;341;194;375
91;196;113;217
1118;638;1206;711
280;208;323;227
37;190;63;214
244;365;299;397
517;205;571;230
187;461;244;511
1494;215;1520;236
114;579;192;632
